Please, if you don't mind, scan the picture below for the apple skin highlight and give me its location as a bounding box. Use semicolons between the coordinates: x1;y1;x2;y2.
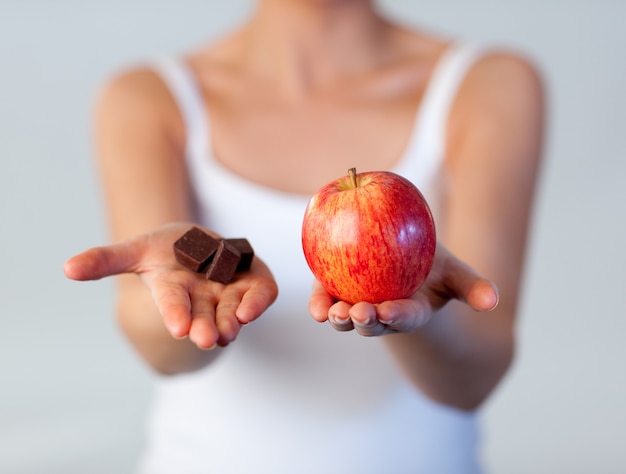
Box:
302;168;436;305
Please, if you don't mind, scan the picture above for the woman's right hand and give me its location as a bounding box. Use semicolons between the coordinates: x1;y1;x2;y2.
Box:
63;222;279;349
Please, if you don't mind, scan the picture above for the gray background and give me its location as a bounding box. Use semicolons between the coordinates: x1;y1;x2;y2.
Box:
1;1;625;472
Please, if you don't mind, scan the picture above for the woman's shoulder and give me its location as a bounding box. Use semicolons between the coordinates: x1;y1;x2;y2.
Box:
450;44;545;137
470;45;544;93
93;62;187;161
97;61;178;115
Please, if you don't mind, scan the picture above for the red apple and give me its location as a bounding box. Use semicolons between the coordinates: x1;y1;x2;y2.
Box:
302;168;436;304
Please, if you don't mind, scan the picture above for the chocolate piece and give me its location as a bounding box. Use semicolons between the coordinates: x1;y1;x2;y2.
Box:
173;227;220;272
205;240;241;284
224;238;254;271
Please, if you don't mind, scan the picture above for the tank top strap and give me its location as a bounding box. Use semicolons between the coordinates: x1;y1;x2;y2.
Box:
152;57;209;160
398;42;489;180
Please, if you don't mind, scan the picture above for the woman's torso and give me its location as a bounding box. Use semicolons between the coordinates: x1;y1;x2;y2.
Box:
138;36;487;474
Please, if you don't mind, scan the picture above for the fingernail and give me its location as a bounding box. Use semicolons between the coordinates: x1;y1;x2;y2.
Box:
330;314;350;325
353;318;373;328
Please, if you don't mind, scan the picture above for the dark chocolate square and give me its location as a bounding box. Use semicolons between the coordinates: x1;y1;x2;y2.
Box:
173;227;220;272
205;240;241;284
224;238;254;271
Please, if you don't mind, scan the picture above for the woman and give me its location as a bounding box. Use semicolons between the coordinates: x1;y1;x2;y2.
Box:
64;0;543;472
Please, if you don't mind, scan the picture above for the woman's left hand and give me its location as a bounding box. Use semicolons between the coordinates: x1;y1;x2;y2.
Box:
308;243;499;336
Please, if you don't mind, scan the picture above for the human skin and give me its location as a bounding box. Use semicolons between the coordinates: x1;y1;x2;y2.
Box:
64;0;543;409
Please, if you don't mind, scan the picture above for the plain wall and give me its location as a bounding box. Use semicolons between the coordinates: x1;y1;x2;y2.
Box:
1;1;625;472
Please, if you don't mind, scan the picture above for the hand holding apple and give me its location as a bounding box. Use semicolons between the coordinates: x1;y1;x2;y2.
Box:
309;243;499;336
302;168;436;305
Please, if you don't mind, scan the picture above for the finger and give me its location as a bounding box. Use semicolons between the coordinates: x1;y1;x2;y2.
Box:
328;301;354;331
215;287;244;346
151;278;193;339
308;280;335;323
376;297;432;332
235;280;279;325
188;287;220;350
441;256;499;312
64;236;145;281
467;279;499;312
350;302;389;337
349;302;377;326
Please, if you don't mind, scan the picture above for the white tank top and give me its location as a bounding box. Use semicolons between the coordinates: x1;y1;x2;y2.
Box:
139;42;487;474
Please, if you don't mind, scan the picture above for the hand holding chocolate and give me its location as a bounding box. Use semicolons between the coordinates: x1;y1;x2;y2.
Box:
173;227;254;284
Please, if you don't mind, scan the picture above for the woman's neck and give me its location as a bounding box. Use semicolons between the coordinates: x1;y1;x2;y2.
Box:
236;0;395;97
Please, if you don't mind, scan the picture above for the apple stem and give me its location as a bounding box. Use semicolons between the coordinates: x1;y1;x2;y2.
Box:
348;168;358;188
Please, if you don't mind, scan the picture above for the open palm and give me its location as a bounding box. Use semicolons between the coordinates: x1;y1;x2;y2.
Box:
64;222;279;348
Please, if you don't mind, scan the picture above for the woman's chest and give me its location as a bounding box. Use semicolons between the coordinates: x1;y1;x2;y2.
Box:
206;94;423;194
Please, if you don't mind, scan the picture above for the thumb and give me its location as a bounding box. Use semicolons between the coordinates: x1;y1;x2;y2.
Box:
465;278;499;312
437;247;499;312
63;236;145;281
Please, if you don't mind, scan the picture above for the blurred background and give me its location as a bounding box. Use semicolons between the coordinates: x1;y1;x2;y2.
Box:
1;1;624;472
